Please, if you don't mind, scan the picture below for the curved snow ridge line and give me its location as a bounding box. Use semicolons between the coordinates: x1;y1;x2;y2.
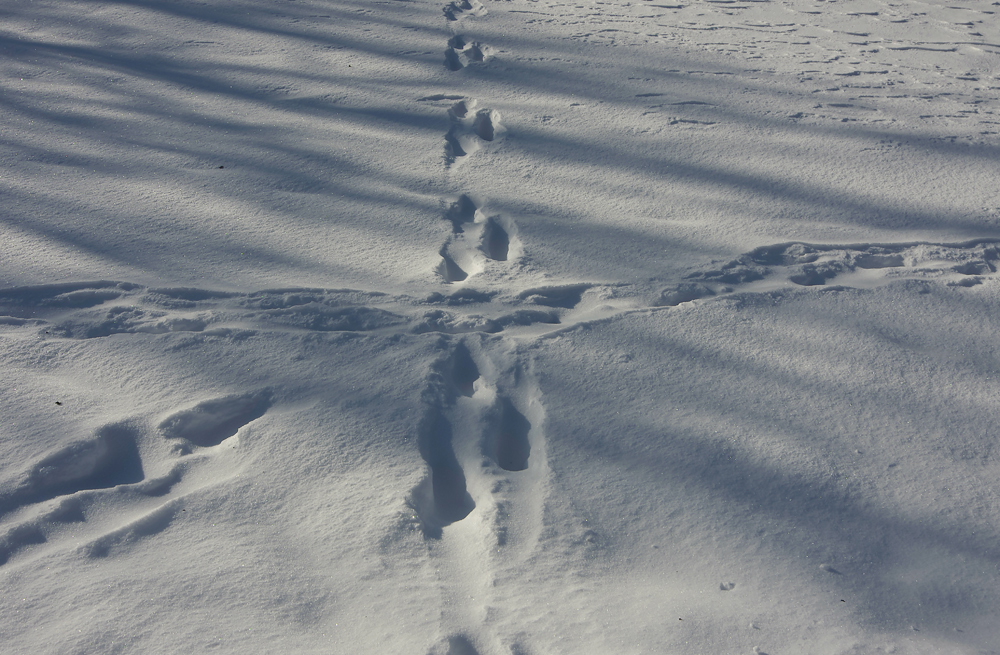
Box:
79;496;184;559
0;461;185;569
78;469;242;562
657;238;1000;307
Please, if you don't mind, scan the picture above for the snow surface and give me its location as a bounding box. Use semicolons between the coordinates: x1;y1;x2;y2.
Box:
2;0;1000;652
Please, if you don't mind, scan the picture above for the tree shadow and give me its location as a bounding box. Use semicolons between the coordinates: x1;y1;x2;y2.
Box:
541;283;1000;635
1;0;997;290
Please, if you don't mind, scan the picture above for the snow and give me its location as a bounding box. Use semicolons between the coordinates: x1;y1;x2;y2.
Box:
1;0;999;653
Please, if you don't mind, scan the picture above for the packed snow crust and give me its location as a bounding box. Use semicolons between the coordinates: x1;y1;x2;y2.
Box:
2;0;1000;653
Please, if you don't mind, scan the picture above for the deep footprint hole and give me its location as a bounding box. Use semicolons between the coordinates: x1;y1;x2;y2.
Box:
447;635;481;655
444;49;463;71
488;397;531;471
473;110;495;141
481;217;510;261
449;342;480;396
417;410;476;532
445;195;478;232
159;391;271;448
438;252;469;283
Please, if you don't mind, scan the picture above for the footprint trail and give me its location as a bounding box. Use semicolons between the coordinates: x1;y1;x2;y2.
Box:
658;239;1000;306
410;343;481;537
408;336;549;652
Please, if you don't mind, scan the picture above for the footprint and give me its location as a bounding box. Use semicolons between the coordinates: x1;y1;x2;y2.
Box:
438;233;488;284
43;305;210;339
445;35;489;71
445;99;504;168
413;408;476;537
448;341;481;397
656;281;716;307
438;248;472;283
445;634;481;655
0;422;145;519
480;216;510;261
410;345;482;537
484;397;531;471
443;0;487;22
25;285;407;339
259;304;405;332
445;194;481;233
445;101;477;163
436;196;518;284
158;390;271;450
788;263;839;286
235;288;407;333
424;289;497;306
418;94;467;102
412;310;502;335
854;253;905;269
0;523;46;566
0;282;140;318
143;287;238;310
472;109;498;141
435;226;515;283
493;309;559;329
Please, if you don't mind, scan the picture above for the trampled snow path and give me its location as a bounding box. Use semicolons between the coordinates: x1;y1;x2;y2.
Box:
3;239;998;343
657;239;1000;306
